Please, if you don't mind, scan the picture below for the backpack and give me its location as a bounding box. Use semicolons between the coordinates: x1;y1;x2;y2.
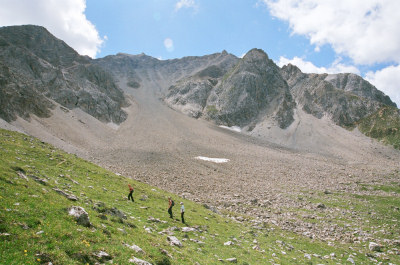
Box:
171;200;175;207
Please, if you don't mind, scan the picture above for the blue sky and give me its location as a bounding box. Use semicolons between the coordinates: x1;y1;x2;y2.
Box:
84;0;337;69
0;0;399;106
85;1;313;61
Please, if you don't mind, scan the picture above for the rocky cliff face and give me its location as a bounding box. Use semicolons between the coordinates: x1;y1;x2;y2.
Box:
281;64;396;127
165;49;295;129
0;25;128;123
163;49;397;134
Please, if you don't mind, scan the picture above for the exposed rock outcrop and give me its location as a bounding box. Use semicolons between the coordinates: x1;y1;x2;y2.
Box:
280;64;396;127
0;25;128;124
164;49;295;129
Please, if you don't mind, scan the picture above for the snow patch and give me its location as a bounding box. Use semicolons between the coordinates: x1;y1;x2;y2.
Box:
219;125;241;133
195;156;229;163
107;122;119;130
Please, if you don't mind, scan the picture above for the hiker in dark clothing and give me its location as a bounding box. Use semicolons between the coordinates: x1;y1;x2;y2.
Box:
128;184;134;202
168;197;174;219
180;202;185;224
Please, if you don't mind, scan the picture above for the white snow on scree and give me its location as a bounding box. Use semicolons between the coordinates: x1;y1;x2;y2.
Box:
195;156;229;163
219;125;241;133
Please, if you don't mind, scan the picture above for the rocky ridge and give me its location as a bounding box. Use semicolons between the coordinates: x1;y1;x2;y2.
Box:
0;25;128;124
163;50;397;134
280;64;396;127
2;25;398;147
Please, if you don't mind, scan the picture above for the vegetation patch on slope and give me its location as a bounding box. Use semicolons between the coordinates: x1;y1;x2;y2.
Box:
358;106;400;149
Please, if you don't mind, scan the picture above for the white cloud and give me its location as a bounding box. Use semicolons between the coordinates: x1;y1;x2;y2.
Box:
277;56;360;75
164;38;174;52
365;65;400;107
0;0;103;58
263;0;400;65
175;0;198;12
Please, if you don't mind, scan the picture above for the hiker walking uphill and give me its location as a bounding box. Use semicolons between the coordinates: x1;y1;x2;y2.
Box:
128;184;134;202
168;197;174;219
180;202;185;224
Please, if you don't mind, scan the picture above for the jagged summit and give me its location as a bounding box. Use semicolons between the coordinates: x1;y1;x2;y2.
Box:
242;48;269;60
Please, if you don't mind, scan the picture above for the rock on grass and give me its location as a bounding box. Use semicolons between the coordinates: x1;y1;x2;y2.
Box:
167;236;182;247
68;206;92;227
129;256;153;265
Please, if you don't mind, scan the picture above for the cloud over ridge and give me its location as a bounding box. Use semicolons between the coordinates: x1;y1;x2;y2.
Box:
0;0;103;58
264;0;400;65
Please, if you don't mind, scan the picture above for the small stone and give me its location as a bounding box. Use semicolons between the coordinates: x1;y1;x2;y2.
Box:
347;257;355;264
182;227;197;232
304;254;311;260
226;258;237;263
129;256;152;265
224;241;234;246
369;242;381;252
92;251;112;262
140;195;149;201
124;243;144;254
31;175;48;185
252;245;261;251
167;236;182;247
118;228;127;234
147;216;161;223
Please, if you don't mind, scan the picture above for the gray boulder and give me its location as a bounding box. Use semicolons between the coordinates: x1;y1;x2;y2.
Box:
68;206;91;227
167;236;183;247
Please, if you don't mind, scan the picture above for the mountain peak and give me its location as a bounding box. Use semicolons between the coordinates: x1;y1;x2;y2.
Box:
281;63;302;74
243;48;269;61
0;24;84;66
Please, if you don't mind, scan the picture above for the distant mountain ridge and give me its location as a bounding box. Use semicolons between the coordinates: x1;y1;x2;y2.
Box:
280;64;395;127
0;25;399;149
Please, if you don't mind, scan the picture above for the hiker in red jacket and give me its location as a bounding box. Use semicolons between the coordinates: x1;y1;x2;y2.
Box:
128;184;134;202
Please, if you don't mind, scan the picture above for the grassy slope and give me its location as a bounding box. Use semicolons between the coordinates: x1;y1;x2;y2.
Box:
0;128;399;264
358;106;400;149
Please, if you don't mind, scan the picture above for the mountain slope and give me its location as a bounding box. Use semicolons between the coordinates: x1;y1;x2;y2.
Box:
358;106;400;149
2;127;384;265
0;25;128;124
